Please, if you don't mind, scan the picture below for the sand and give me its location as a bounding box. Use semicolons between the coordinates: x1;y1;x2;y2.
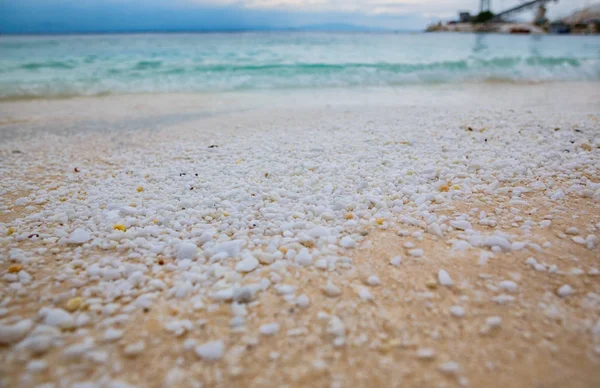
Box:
0;83;599;387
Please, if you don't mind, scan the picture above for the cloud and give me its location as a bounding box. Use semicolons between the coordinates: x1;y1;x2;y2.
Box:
184;0;457;14
0;0;594;34
183;0;591;16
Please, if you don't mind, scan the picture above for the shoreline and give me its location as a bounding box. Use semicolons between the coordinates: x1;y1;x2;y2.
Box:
2;82;600;144
0;79;594;103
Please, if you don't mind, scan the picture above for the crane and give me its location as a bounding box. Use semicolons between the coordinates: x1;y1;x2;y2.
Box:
480;0;492;13
492;0;559;21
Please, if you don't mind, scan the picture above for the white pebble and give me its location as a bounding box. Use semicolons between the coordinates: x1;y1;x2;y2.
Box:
63;339;95;359
557;284;574;297
366;275;380;286
183;338;197;350
525;257;537;266
103;328;123;342
26;360;48;373
449;306;465;318
427;222;443;237
539;220;551;228
565;227;579;235
408;248;424;257
438;269;454;286
498;280;518;292
88;349;109;364
492;294;515;304
357;286;374;302
0;319;33;344
324;281;341;297
235;256;259;273
124;341;145;356
439;361;460;374
486;316;502;328
296;294;310;308
233;286;257;303
417;348;436;359
165;320;192;336
340;236;356;249
212;240;243;258
177;242;197;260
44;309;75;329
195;340;225;360
450;220;471;230
68;229;91;244
294;248;313;266
15;197;29;206
327;316;345;337
453;240;471;251
586;235;598;250
259;323;280;336
483;235;511;251
275;284;295;295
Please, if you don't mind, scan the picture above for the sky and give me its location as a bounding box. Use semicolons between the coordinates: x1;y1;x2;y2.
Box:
0;0;594;34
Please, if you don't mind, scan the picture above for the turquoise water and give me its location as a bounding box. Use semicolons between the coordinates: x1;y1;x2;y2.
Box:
0;33;599;99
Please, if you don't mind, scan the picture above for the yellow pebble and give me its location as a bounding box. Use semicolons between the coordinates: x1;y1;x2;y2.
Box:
8;264;22;273
426;279;438;289
582;143;592;151
279;246;288;254
376;218;384;225
59;197;67;202
452;184;460;190
113;224;127;232
137;186;144;192
388;338;402;347
153;220;159;224
223;212;230;217
7;227;16;236
345;213;354;220
66;297;83;312
440;184;450;192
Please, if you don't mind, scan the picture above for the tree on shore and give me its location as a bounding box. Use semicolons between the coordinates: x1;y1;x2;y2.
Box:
472;11;495;24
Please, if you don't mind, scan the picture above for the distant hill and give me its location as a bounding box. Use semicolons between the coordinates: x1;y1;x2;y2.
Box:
288;23;392;32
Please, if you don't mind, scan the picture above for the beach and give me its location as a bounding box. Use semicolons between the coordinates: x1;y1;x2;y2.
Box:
1;81;599;387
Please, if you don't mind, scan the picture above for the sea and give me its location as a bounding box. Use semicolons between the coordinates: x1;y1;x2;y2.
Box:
0;32;599;99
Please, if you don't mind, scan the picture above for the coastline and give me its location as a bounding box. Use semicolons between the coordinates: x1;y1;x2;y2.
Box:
1;83;599;387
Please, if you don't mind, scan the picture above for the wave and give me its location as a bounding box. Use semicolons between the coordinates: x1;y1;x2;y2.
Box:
19;61;76;70
133;60;163;70
1;55;599;99
175;57;590;74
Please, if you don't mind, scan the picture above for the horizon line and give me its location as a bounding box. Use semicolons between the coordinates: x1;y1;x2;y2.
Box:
0;29;421;36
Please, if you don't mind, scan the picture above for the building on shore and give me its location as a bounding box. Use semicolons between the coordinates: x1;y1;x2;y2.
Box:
562;3;600;33
426;2;600;34
459;12;472;23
